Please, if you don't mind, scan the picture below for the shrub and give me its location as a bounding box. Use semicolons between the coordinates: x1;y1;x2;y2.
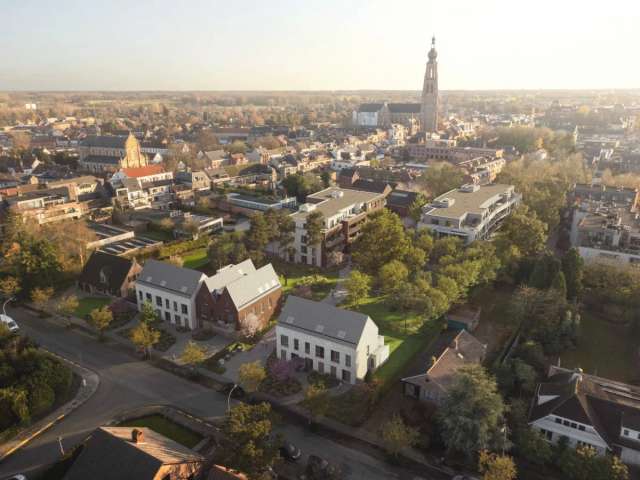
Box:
25;379;55;417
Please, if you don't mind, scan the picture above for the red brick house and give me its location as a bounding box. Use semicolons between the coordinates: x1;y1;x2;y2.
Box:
195;259;282;334
78;251;142;298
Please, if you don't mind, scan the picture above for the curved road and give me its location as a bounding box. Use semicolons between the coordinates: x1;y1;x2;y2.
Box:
0;308;436;480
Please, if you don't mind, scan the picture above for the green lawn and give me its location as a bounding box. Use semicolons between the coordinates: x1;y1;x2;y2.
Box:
74;297;111;318
349;295;440;385
119;414;203;448
561;310;638;383
272;259;340;301
142;229;174;242
182;248;209;269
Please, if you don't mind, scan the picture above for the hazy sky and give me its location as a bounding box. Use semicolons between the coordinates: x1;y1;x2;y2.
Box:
2;0;639;91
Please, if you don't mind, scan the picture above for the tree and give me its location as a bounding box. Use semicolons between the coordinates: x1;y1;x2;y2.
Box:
181;219;200;239
437;365;507;459
31;287;53;312
551;270;567;298
513;428;552;466
130;321;161;359
217;402;279;477
303;383;329;424
238;361;267;393
558;446;628;480
0;276;20;299
478;451;517;480
495;206;547;259
305;211;324;247
139;301;159;324
320;170;331;188
378;260;409;295
419;163;465;196
408;192;428;223
380;414;419;459
562;247;584;301
529;253;561;290
8;236;62;293
344;270;371;305
180;341;207;367
246;214;271;265
239;312;262;340
352;210;410;274
227;140;247;155
56;295;78;326
88;306;113;339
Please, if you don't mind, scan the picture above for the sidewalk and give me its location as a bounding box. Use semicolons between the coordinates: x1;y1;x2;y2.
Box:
0;348;100;462
321;263;351;306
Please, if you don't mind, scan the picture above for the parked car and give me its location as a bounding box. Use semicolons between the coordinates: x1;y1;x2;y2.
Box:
0;314;19;333
279;441;301;462
301;455;340;480
4;475;27;480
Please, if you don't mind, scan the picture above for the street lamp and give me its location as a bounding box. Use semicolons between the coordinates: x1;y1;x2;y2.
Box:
2;296;15;317
227;384;238;413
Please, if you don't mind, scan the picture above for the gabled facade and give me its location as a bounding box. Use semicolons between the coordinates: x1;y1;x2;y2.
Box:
529;366;640;466
78;251;141;298
275;296;389;384
195;259;281;334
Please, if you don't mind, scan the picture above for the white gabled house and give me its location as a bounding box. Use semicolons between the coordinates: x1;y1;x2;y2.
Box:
135;260;206;330
529;366;640;467
275;296;389;384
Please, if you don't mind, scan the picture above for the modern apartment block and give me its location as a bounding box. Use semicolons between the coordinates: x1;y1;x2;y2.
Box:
286;186;386;267
418;183;520;244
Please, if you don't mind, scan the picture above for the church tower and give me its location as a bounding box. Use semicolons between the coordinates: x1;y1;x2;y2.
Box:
421;36;439;133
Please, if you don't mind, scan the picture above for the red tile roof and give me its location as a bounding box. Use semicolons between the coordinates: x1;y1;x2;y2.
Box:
121;165;164;178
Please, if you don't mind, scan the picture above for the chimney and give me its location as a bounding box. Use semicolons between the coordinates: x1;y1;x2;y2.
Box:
450;338;458;350
131;428;144;444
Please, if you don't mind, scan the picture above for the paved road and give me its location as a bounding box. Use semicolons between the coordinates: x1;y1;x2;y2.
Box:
0;308;431;480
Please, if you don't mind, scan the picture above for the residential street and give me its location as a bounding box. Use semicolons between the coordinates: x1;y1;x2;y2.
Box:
0;308;437;480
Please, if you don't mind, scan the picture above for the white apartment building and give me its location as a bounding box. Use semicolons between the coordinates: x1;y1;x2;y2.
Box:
529;366;640;467
418;183;521;244
275;296;389;384
135;260;206;330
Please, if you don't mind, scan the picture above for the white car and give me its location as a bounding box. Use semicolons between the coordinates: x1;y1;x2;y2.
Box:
0;314;19;333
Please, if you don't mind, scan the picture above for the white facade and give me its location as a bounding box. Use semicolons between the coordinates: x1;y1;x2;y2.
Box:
275;317;388;384
530;413;609;455
352;110;379;127
135;277;205;330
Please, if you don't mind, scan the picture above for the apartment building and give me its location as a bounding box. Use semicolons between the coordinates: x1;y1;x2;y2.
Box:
407;138;503;163
275;296;389;384
418;183;520;244
286;186;386;267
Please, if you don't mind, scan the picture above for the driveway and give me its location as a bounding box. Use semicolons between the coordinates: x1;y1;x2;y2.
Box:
223;327;275;382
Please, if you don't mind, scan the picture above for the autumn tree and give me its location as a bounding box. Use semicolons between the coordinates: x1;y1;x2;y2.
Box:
238;361;267;393
380;414;419;459
344;270;371;305
419;162;465;196
181;341;207;367
56;295;79;326
478;450;517;480
378;260;409;295
303;382;330;424
0;277;20;299
130;321;161;359
31;287;53;313
139;301;159;324
88;306;113;339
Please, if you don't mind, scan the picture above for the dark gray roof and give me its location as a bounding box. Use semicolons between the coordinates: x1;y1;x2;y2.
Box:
81;135;128;148
78;251;136;293
278;296;372;346
388;103;421;114
63;427;203;480
137;259;205;297
387;189;419;208
357;103;383;113
83;155;120;165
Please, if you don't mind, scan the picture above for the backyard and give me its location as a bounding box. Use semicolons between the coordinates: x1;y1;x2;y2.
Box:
561;310;639;384
272;259;340;301
182;248;209;269
119;414;203;448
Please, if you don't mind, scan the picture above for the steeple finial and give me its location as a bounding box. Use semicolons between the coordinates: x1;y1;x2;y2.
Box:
431;35;436;47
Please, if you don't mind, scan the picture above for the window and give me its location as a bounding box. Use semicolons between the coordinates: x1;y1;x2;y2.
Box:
174;314;180;323
624;429;630;436
318;361;324;373
156;296;162;307
146;293;152;302
341;369;351;383
330;366;337;377
315;346;324;359
570;422;577;429
281;335;289;347
165;299;170;309
301;235;308;244
164;311;170;321
181;304;188;314
555;418;562;424
330;350;340;363
301;255;307;264
174;301;178;311
138;291;143;300
539;428;553;441
281;349;287;360
305;342;310;354
294;338;299;351
563;420;570;427
578;425;585;432
301;246;307;254
345;355;351;367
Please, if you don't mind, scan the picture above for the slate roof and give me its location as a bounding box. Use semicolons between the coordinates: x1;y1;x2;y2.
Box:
81;135;129;148
357;103;384;113
63;427;203;480
388;103;421;114
528;366;640;452
226;264;280;310
277;296;373;347
203;259;257;293
351;179;393;194
78;251;136;293
387;189;419;208
137;259;205;297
